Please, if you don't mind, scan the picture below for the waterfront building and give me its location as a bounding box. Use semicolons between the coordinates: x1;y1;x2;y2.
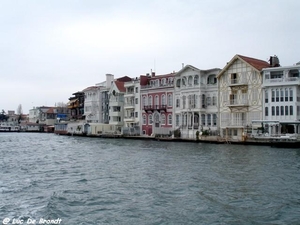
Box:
83;86;101;123
108;76;132;133
174;65;221;139
262;62;300;136
67;92;85;121
217;54;270;141
28;106;56;125
95;74;115;124
140;72;175;136
123;77;141;135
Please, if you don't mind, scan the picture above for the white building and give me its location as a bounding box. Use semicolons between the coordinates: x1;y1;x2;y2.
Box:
262;63;300;136
174;65;221;139
83;86;101;123
123;77;141;135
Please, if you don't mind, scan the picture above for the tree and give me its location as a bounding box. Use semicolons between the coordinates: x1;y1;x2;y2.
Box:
16;104;23;124
0;109;8;122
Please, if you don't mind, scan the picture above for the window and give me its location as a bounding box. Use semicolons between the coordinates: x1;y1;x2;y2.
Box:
207;114;211;126
168;94;172;107
176;115;180;126
285;88;288;101
276;106;279;116
194;75;199;85
161;94;166;106
276;89;279;102
212;96;217;106
135;98;138;104
168;114;172;125
233;129;238;136
183;96;186;109
149;96;153;106
231;73;237;84
201;114;206;126
143;115;146;125
265;90;268;103
135;112;138;118
290;106;293;115
149;114;153;124
265;107;268;116
188;76;193;86
271;89;275;102
142;96;146;107
161;114;166;125
285;106;289;115
155;95;159;106
213;114;217;126
290;88;293;101
176;98;180;108
281;106;284;115
280;89;284;101
176;79;181;88
207;97;211;106
272;106;275;116
135;87;138;93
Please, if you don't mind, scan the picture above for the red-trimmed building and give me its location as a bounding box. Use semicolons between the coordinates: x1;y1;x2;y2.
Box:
140;72;175;136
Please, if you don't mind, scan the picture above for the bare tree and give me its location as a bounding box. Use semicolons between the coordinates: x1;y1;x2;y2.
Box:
17;104;23;123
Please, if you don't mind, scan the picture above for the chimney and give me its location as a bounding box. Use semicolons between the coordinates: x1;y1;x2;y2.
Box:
269;55;280;67
182;63;184;68
151;72;155;77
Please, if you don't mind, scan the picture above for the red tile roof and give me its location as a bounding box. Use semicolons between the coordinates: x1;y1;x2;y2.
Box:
237;54;270;71
115;81;126;92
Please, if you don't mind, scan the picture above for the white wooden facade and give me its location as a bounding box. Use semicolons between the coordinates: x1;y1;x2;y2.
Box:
217;55;270;140
174;65;220;139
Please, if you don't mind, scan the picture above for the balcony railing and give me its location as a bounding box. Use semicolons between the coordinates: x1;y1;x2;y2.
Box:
229;78;248;86
264;76;300;84
141;83;173;89
228;99;248;106
143;105;167;112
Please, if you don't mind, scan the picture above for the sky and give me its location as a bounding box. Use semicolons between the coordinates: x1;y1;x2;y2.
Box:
1;0;299;114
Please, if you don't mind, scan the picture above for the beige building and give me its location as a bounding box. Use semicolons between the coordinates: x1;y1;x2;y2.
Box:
217;54;270;140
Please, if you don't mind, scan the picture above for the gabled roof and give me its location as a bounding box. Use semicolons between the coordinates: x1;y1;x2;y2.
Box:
175;65;201;76
217;54;270;78
116;76;132;82
114;80;126;92
82;86;99;92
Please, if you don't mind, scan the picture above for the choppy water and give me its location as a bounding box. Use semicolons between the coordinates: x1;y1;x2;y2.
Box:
0;133;300;225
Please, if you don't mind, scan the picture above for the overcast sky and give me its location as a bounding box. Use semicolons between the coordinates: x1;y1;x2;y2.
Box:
1;0;299;114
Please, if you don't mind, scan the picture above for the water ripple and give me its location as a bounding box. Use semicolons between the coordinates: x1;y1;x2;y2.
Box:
1;133;300;224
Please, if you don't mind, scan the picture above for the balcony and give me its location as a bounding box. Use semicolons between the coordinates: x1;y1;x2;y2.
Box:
143;105;167;113
124;116;135;122
228;78;248;87
228;99;249;107
141;83;173;89
263;77;300;87
222;120;247;128
124;102;135;109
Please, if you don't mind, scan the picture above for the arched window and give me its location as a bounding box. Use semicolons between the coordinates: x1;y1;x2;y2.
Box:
276;106;279;115
154;113;160;123
281;106;284;115
194;75;199;85
290;88;293;101
265;90;268;103
142;96;146;107
149;114;153;124
161;94;166;106
285;88;288;101
168;94;173;107
176;98;180;108
176;79;181;88
148;95;152;106
285;106;289;115
143;114;146;125
265;107;268;116
188;76;193;86
155;95;159;106
272;106;275;116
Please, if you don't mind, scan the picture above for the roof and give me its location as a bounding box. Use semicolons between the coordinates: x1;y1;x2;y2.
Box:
217;54;270;78
116;76;132;82
238;55;270;71
175;65;200;76
46;107;55;114
114;80;126;92
82;86;99;92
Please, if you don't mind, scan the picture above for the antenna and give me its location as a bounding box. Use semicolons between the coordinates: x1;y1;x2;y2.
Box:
154;59;156;72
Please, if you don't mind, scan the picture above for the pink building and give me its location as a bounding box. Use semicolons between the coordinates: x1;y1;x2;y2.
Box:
140;72;175;136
